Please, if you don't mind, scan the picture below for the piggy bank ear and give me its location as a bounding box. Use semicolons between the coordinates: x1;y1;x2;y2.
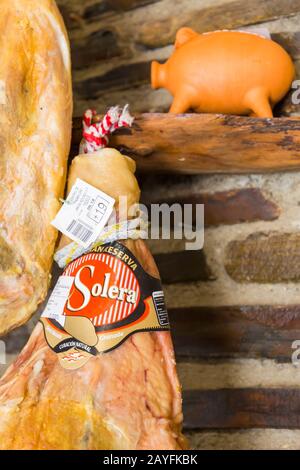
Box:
175;27;198;48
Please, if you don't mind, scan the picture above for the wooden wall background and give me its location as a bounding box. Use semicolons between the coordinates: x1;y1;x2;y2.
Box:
3;0;300;450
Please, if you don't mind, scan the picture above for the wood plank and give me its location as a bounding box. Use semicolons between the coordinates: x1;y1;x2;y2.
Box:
143;188;280;226
138;0;300;49
183;388;300;430
58;0;300;43
170;305;300;361
82;0;161;21
71;30;122;70
154;250;215;284
72;113;300;174
74;61;150;97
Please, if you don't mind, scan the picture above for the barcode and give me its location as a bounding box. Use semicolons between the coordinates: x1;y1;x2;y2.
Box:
66;220;93;243
152;291;170;327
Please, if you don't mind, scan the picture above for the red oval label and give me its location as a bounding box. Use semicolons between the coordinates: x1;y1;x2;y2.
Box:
63;252;140;327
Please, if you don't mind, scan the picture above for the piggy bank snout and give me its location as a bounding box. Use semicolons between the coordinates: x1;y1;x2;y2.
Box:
151;60;166;89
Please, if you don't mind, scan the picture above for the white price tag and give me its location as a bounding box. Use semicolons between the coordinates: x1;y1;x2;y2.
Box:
52;178;115;248
42;276;74;327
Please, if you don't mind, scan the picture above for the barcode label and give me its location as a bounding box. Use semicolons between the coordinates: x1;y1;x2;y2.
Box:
67;220;93;244
152;291;169;327
42;276;74;327
51;178;115;248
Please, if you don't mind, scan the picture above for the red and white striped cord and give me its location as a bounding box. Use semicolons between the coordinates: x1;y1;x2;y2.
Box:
79;105;134;154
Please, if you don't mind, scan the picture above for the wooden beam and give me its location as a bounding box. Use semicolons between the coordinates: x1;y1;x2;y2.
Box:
169;305;300;361
154;250;215;284
183;388;300;430
143;188;280;226
72;113;300;174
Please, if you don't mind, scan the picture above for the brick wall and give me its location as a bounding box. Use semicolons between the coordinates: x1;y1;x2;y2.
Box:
142;172;300;447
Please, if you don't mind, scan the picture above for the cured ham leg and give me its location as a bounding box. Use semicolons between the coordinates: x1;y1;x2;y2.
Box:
0;0;72;335
0;150;187;450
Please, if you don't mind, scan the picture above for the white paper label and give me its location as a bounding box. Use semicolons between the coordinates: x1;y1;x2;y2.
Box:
52;178;115;248
42;276;74;326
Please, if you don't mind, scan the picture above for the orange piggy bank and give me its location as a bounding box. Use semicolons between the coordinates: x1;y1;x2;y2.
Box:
151;28;295;117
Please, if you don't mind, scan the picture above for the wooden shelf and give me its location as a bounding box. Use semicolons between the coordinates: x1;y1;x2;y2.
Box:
72;113;300;174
